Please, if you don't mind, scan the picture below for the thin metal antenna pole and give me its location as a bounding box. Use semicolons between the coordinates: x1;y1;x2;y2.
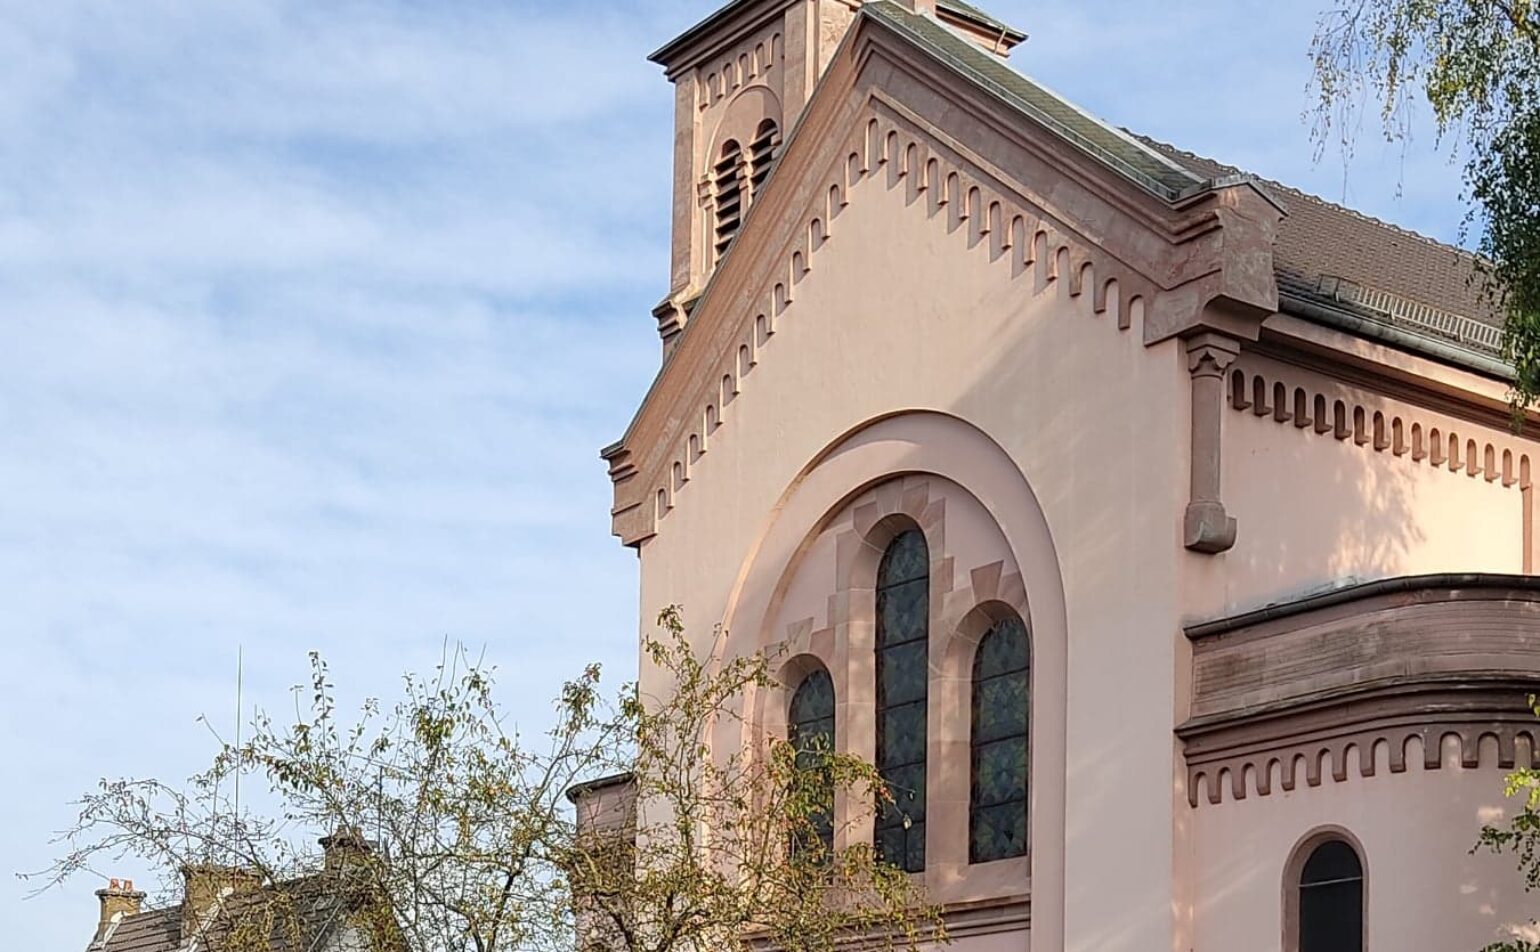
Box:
233;647;243;836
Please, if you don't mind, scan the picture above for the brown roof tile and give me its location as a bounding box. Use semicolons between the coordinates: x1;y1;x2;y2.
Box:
94;908;181;952
92;875;353;952
871;3;1501;359
1140;138;1496;329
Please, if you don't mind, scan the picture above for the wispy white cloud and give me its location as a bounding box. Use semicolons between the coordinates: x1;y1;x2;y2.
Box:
0;1;1468;947
1;1;668;941
1005;0;1471;243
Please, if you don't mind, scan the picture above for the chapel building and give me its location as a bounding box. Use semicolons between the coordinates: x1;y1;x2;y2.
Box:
591;1;1540;948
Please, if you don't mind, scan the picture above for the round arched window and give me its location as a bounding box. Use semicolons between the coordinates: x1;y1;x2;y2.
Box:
1295;837;1363;952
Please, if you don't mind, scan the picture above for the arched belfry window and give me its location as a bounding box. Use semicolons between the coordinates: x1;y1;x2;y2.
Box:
713;139;744;263
969;615;1029;863
787;668;835;855
874;529;928;872
1295;837;1364;952
748;119;780;199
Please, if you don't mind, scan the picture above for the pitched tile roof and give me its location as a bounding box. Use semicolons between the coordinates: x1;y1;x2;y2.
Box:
1141;139;1501;339
90;875;353;952
93;907;182;952
865;1;1507;366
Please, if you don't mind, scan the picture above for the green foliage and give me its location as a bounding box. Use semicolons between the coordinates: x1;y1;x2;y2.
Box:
1310;0;1540;408
1474;696;1540;950
35;611;942;952
567;608;942;952
1473;110;1540;402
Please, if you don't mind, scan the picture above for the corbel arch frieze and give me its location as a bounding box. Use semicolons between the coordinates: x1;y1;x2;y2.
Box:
1179;574;1540;807
1226;357;1540;569
608;95;1173;547
1184;707;1540;808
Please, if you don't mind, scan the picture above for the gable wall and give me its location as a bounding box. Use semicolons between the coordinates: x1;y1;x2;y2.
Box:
626;13;1540;952
635;77;1192;950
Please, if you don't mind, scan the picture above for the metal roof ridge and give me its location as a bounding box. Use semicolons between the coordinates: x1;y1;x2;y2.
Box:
862;2;1203;201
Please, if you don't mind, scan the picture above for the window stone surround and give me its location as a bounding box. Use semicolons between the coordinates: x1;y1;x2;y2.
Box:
755;473;1032;911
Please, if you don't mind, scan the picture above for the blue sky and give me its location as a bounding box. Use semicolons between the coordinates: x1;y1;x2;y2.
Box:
0;1;1467;946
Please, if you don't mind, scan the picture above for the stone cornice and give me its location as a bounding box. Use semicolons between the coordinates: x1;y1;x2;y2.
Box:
1178;574;1540;806
1226;356;1540;569
1185;573;1540;640
856;15;1283;328
603;8;1283;546
650;0;792;78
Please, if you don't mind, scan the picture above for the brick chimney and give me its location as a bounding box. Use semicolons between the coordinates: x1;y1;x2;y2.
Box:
319;827;372;872
93;879;145;943
180;864;262;940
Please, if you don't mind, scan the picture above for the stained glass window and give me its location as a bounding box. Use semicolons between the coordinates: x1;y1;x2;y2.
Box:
788;668;835;855
1298;839;1363;952
969;615;1029;863
875;529;928;872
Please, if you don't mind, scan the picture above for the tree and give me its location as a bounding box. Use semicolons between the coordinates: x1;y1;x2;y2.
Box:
1474;695;1540;952
566;610;941;952
1309;1;1540;408
32;609;943;952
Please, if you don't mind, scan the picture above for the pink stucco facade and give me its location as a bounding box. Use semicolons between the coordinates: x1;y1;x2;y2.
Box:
595;1;1540;949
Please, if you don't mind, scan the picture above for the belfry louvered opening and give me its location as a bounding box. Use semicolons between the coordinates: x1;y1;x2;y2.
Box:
713;140;744;263
748;119;780;198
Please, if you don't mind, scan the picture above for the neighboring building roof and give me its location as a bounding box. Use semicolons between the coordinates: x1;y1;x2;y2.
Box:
93;907;181;952
565;770;637;804
91;875;353;952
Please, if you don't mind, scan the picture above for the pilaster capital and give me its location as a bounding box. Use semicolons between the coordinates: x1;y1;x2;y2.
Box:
1185;332;1242;377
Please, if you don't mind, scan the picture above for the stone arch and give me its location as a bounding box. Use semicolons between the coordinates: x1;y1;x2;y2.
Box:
761;652;836;744
708;84;784;162
716;410;1068;946
1281;825;1368;952
943;598;1033;865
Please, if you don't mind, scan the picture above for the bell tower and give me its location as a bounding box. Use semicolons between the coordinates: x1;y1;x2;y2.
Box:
647;0;1024;354
647;0;852;353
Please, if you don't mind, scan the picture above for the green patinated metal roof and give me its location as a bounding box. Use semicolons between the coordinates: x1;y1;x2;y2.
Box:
863;2;1205;201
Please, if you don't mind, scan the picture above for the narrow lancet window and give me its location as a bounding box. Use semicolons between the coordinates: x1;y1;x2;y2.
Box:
788;668;836;855
875;529;928;872
969;615;1029;863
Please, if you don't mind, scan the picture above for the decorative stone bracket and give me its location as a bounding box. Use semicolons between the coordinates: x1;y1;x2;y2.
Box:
1184;332;1240;553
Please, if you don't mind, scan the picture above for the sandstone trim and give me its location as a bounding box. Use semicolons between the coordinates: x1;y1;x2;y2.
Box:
1178;574;1540;807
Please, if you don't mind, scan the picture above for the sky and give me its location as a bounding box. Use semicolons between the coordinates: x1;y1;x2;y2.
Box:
0;0;1470;947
